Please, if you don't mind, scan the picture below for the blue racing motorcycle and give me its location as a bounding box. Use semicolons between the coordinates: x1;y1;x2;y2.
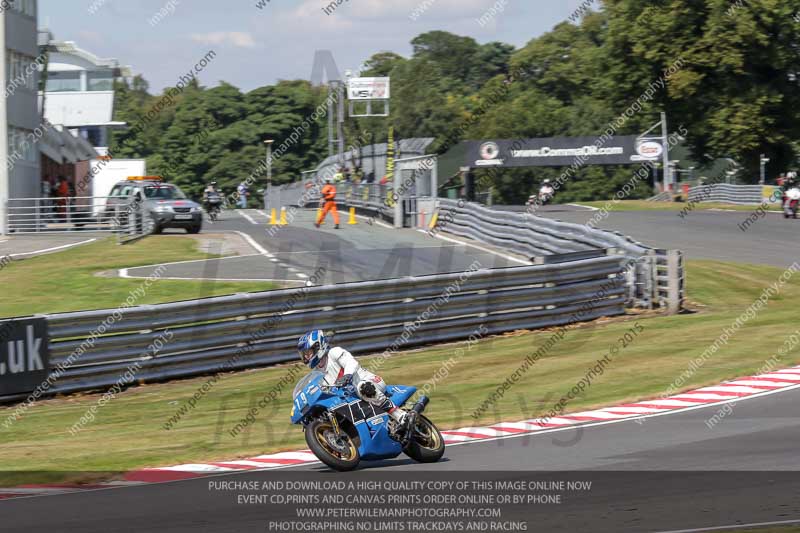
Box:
291;371;445;471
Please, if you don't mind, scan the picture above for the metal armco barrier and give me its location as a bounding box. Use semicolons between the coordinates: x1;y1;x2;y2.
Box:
686;184;777;205
0;256;628;402
436;199;648;257
434;199;683;312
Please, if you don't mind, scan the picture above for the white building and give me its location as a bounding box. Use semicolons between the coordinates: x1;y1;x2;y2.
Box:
40;34;130;149
38;33;143;206
0;0;41;233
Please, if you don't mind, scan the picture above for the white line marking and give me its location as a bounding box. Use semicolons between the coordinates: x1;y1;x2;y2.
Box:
253;452;318;461
729;379;794;387
117;254;261;279
130;275;303;283
696;385;762;394
424;231;530;265
354;214;393;229
655;518;800;533
237;210;259;225
601;406;666;413
233;230;269;256
559;410;631;419
256;210;268;218
8;238;97;258
567;203;600;211
631;399;701;407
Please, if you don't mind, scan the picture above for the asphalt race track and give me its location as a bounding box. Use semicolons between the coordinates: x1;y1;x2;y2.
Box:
4;204;800;532
124;209;525;284
2;387;800;532
529;205;796;269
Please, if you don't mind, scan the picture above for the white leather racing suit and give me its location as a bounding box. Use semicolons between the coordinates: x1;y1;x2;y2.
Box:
317;347;405;422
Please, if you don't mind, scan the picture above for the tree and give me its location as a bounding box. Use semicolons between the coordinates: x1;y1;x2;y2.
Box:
361;52;406;76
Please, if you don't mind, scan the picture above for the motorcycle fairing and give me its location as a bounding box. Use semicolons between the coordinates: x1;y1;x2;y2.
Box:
332;399;401;459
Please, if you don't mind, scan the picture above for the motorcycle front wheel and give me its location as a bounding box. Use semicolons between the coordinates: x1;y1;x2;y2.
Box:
305;418;360;472
403;415;445;463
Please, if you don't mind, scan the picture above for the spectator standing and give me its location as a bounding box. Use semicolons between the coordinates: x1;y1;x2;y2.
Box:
56;176;69;219
237;181;249;208
41;178;52;220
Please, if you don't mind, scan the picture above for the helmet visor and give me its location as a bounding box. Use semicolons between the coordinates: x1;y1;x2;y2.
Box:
300;347;316;364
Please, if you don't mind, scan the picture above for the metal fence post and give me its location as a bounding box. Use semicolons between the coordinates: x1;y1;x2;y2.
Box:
115;204;122;245
665;250;684;315
130;203;137;237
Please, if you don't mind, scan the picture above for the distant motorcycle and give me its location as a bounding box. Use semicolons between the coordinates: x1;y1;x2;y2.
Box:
291;371;445;472
784;187;800;219
205;193;222;221
528;187;554;207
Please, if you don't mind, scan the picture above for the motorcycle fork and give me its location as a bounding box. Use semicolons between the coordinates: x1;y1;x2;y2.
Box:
327;412;343;437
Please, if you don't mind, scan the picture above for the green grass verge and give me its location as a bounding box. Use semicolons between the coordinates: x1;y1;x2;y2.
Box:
579;200;773;212
0;237;278;319
0;259;798;484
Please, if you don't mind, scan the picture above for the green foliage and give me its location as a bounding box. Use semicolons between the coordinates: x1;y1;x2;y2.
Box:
112;4;800;204
111;78;329;200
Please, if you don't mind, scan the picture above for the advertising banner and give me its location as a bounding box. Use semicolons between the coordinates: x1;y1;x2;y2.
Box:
464;136;661;168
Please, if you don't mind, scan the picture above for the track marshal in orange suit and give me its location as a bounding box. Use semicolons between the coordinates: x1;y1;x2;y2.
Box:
315;177;340;229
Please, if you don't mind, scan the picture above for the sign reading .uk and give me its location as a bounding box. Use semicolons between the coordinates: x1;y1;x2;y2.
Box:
0;318;49;396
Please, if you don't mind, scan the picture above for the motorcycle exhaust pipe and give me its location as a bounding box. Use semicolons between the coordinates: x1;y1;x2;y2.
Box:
413;396;429;414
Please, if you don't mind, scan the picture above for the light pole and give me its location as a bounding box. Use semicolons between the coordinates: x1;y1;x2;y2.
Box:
670;160;680;189
264;139;274;185
759;154;770;185
263;139;274;210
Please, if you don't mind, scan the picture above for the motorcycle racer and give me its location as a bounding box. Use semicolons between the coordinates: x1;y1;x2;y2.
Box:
539;179;555;202
297;330;415;432
781;172;798;208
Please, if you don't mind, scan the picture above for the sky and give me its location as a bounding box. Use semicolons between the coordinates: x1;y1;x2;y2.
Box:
39;0;593;94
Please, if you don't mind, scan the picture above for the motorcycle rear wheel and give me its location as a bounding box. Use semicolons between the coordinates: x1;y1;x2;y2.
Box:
305;418;360;472
403;415;445;463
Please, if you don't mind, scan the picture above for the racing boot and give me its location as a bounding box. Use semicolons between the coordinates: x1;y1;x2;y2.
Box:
384;403;416;447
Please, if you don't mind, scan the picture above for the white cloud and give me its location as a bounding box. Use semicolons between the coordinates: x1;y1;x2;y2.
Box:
190;31;257;48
